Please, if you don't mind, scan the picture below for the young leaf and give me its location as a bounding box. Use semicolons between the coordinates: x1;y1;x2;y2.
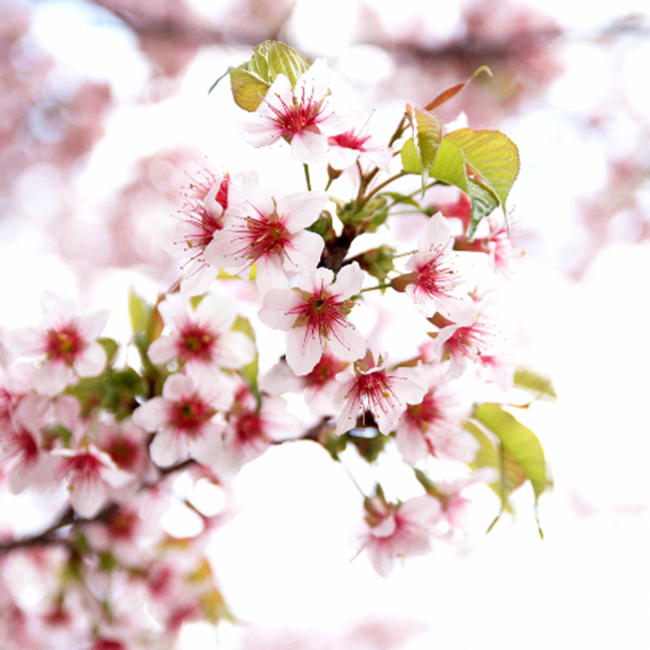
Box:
400;137;421;174
514;367;558;401
429;137;468;193
472;403;548;501
466;178;500;240
406;104;443;190
232;314;259;395
424;65;493;112
221;41;312;112
445;128;520;215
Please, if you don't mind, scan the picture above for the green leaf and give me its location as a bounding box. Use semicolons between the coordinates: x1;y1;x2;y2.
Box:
128;290;150;336
466;178;500;239
473;403;548;501
445;128;520;215
514;367;558;401
223;41;311;112
429;137;468;193
406;104;443;190
97;337;119;367
400;138;421;174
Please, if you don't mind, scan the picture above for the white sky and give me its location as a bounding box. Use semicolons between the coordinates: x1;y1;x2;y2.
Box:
3;0;650;648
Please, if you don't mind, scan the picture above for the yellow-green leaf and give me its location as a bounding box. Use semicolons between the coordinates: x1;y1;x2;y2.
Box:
466;178;500;239
473;403;548;500
224;41;312;112
406;104;443;190
429;137;468;193
232;314;259;394
400;137;421;174
445;128;520;214
514;367;558;402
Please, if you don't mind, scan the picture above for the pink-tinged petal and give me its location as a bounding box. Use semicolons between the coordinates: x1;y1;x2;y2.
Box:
278;192;329;232
187;421;225;465
281;230;324;274
436;292;477;326
394;423;430;466
290;130;328;164
3;326;44;357
69;474;107;518
417;213;454;254
78;310;110;340
258;289;303;330
157;293;189;329
195;293;237;332
74;341;106;377
34;362;72;396
147;336;178;365
132;397;169;431
296;58;330;99
296;266;334;292
331;262;365;299
41;291;75;328
325;323;366;362
150;429;187;468
405;284;439;318
203;230;248;271
285;326;323;376
391;368;428;404
255;256;290;294
237;114;283;148
214;330;256;369
367;544;395;578
372;515;397;538
161;373;194;401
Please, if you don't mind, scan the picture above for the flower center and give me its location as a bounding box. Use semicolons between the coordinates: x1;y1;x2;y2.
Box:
45;325;85;365
169;397;216;438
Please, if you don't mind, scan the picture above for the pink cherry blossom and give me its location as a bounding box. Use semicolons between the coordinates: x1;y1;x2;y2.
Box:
132;365;233;468
260;352;350;417
394;378;476;466
239;58;352;164
5;292;109;396
485;214;524;279
327;120;392;173
258;262;366;376
355;493;442;577
400;214;476;325
148;293;255;371
211;382;302;479
54;444;133;518
166;168;249;295
204;185;328;293
334;353;427;436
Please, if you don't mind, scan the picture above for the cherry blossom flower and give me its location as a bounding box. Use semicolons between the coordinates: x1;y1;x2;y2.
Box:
258;262;366;375
397;214;475;325
54;444;133;518
5;292;109;396
205;185;328;293
0;363;49;434
1;424;57;494
212;382;302;479
334;352;427;436
327;119;392;173
485;214;524;279
132;365;234;468
260;352;350;417
166;168;249;295
355;492;442;577
239;58;352;164
394;375;476;466
148;293;255;371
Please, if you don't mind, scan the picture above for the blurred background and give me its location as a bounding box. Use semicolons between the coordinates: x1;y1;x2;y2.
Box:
1;0;650;648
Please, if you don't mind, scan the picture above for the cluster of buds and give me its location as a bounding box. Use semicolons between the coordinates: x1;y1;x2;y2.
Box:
0;41;551;648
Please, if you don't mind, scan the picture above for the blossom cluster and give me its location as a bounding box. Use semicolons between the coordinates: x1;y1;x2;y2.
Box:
0;42;548;649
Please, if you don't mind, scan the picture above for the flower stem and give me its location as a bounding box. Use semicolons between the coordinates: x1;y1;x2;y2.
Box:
303;164;312;191
360;283;392;293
